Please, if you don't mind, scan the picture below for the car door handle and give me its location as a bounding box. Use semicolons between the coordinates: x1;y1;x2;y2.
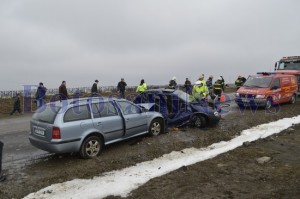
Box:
96;122;101;126
126;118;130;121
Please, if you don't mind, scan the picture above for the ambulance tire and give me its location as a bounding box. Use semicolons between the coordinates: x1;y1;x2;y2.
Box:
265;98;272;109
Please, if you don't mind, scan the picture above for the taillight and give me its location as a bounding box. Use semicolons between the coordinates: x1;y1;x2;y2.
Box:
52;127;61;139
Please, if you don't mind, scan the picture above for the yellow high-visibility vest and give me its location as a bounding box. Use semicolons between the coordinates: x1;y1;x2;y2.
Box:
190;85;206;101
136;83;147;93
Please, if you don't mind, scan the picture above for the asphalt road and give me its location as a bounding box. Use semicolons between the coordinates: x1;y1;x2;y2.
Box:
0;114;49;167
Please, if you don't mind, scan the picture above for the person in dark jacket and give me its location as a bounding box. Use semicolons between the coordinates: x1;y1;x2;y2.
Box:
35;82;47;108
0;141;5;182
184;78;192;94
206;75;213;90
59;81;68;100
91;80;99;96
9;94;22;116
117;78;127;99
206;75;213;96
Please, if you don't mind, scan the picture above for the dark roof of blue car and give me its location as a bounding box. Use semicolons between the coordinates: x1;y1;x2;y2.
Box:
142;88;177;93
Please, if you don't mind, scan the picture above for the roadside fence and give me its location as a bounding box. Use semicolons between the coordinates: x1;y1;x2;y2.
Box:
0;85;169;98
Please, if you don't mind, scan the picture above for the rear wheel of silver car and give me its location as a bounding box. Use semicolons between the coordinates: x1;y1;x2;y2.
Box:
149;119;163;136
80;136;103;159
290;94;296;104
191;114;206;128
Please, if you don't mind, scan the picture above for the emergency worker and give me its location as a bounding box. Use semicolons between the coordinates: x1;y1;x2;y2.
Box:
168;77;177;89
190;81;207;102
198;74;206;85
136;79;147;93
199;75;209;96
235;75;246;90
213;77;224;98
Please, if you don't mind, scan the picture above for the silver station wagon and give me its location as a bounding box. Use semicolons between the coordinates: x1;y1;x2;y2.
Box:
29;97;165;158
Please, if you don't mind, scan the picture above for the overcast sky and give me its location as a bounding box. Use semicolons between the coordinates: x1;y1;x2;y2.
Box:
0;0;299;91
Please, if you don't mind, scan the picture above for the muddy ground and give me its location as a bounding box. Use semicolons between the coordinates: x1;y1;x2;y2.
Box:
0;96;300;199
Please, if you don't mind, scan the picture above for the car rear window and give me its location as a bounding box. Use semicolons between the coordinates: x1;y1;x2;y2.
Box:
32;105;61;124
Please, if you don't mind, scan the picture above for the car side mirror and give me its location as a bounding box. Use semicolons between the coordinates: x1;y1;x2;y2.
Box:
140;107;148;113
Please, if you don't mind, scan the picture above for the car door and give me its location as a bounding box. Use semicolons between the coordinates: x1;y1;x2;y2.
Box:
280;76;296;102
270;78;283;103
117;101;148;137
91;102;124;142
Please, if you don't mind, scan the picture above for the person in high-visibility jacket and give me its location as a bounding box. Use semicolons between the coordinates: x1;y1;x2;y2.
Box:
136;79;147;93
198;74;206;85
198;75;209;97
190;81;207;102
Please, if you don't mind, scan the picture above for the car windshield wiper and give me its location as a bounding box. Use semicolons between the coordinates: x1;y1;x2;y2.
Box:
244;84;263;87
254;85;266;88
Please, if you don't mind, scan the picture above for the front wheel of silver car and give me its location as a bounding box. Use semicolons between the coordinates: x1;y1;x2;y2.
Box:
80;136;103;159
149;119;163;136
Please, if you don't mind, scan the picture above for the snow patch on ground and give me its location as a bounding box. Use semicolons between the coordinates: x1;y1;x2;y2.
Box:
24;115;300;199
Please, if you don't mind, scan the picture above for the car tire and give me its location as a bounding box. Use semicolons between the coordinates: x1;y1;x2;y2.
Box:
149;119;163;136
79;136;103;159
191;114;206;128
290;94;296;104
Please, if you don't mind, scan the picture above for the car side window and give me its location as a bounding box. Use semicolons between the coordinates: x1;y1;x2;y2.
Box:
118;101;141;115
92;103;101;118
92;102;118;118
64;105;91;122
272;78;280;89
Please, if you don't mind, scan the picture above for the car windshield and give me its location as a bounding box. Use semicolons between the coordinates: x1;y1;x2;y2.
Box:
32;105;61;124
243;76;272;88
278;61;300;70
173;90;192;103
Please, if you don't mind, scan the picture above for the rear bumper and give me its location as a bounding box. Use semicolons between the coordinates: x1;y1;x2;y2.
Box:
29;134;81;154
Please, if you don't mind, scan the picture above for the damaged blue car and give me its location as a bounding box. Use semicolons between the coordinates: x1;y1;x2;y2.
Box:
133;89;221;128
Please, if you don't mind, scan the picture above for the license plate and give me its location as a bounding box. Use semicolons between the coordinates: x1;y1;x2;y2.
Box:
34;128;45;136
